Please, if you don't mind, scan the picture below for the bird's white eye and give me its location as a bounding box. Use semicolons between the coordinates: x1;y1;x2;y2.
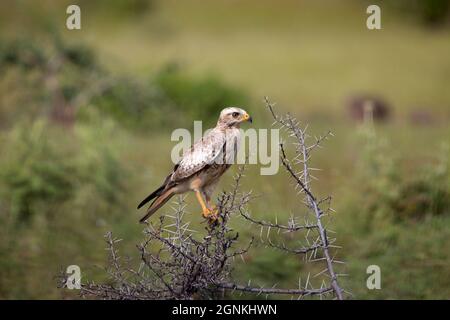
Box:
232;112;240;118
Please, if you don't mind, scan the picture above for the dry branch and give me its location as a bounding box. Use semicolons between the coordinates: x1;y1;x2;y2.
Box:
58;97;346;300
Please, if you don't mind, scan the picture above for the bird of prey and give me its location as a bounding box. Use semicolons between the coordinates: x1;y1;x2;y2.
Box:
137;107;252;223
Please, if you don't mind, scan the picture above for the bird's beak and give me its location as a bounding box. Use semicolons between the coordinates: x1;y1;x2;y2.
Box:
242;113;253;123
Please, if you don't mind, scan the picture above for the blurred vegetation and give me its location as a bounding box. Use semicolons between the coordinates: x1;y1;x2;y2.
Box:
79;0;155;17
154;63;249;122
355;125;449;224
0;33;250;299
0;117;129;298
394;0;450;26
0;36;248;131
336;124;450;298
0;119;125;224
92;63;248;130
0;0;449;299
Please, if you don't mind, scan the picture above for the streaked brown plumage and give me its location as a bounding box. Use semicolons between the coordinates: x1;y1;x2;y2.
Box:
137;107;252;223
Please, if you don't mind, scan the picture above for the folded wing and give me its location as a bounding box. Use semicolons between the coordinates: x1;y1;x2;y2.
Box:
171;128;227;182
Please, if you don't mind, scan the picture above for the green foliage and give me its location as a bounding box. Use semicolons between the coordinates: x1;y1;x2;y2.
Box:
89;76;178;130
154;63;249;122
354;124;449;224
393;0;450;26
0;38;46;70
0;37;250;131
0;118;125;224
87;63;250;130
0;36;97;71
339;214;450;299
1;36;249;130
79;0;154;18
392;151;449;221
0;120;73;222
336;126;450;299
0;36;101;126
414;0;449;26
0;115;131;299
57;43;97;71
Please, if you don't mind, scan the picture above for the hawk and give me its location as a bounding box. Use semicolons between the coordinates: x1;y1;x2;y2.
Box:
137;107;252;223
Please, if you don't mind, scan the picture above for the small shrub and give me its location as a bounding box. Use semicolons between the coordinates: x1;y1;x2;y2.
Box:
154;63;249;122
90;77;178;131
0;118;125;224
354;124;449;223
392;144;449;220
393;0;450;26
0;120;74;222
0;38;46;70
79;0;154;17
0;37;250;131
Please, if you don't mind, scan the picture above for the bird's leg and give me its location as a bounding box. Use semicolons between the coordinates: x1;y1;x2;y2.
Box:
204;193;218;220
195;190;211;219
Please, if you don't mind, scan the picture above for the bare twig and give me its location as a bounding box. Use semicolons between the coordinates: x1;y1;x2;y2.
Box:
264;96;344;300
63;98;346;300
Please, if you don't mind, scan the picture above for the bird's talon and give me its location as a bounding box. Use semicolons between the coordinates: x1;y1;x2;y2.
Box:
202;206;219;222
210;206;219;220
202;209;210;219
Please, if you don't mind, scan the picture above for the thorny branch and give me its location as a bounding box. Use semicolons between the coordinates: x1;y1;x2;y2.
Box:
58;97;346;300
262;96;344;299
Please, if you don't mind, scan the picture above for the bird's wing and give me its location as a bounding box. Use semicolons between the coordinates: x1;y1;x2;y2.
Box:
171;129;226;182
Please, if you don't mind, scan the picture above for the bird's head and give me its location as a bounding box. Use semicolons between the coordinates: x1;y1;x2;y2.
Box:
217;107;252;128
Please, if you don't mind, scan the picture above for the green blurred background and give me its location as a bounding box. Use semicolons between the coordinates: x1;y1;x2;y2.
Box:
0;0;449;299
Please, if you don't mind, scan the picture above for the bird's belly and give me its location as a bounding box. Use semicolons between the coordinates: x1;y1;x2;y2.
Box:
187;164;230;191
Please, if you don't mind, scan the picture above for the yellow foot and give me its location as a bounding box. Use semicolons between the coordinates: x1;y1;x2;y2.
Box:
202;206;219;221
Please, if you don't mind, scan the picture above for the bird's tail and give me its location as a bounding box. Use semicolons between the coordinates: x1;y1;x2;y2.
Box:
139;187;175;223
137;185;165;209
